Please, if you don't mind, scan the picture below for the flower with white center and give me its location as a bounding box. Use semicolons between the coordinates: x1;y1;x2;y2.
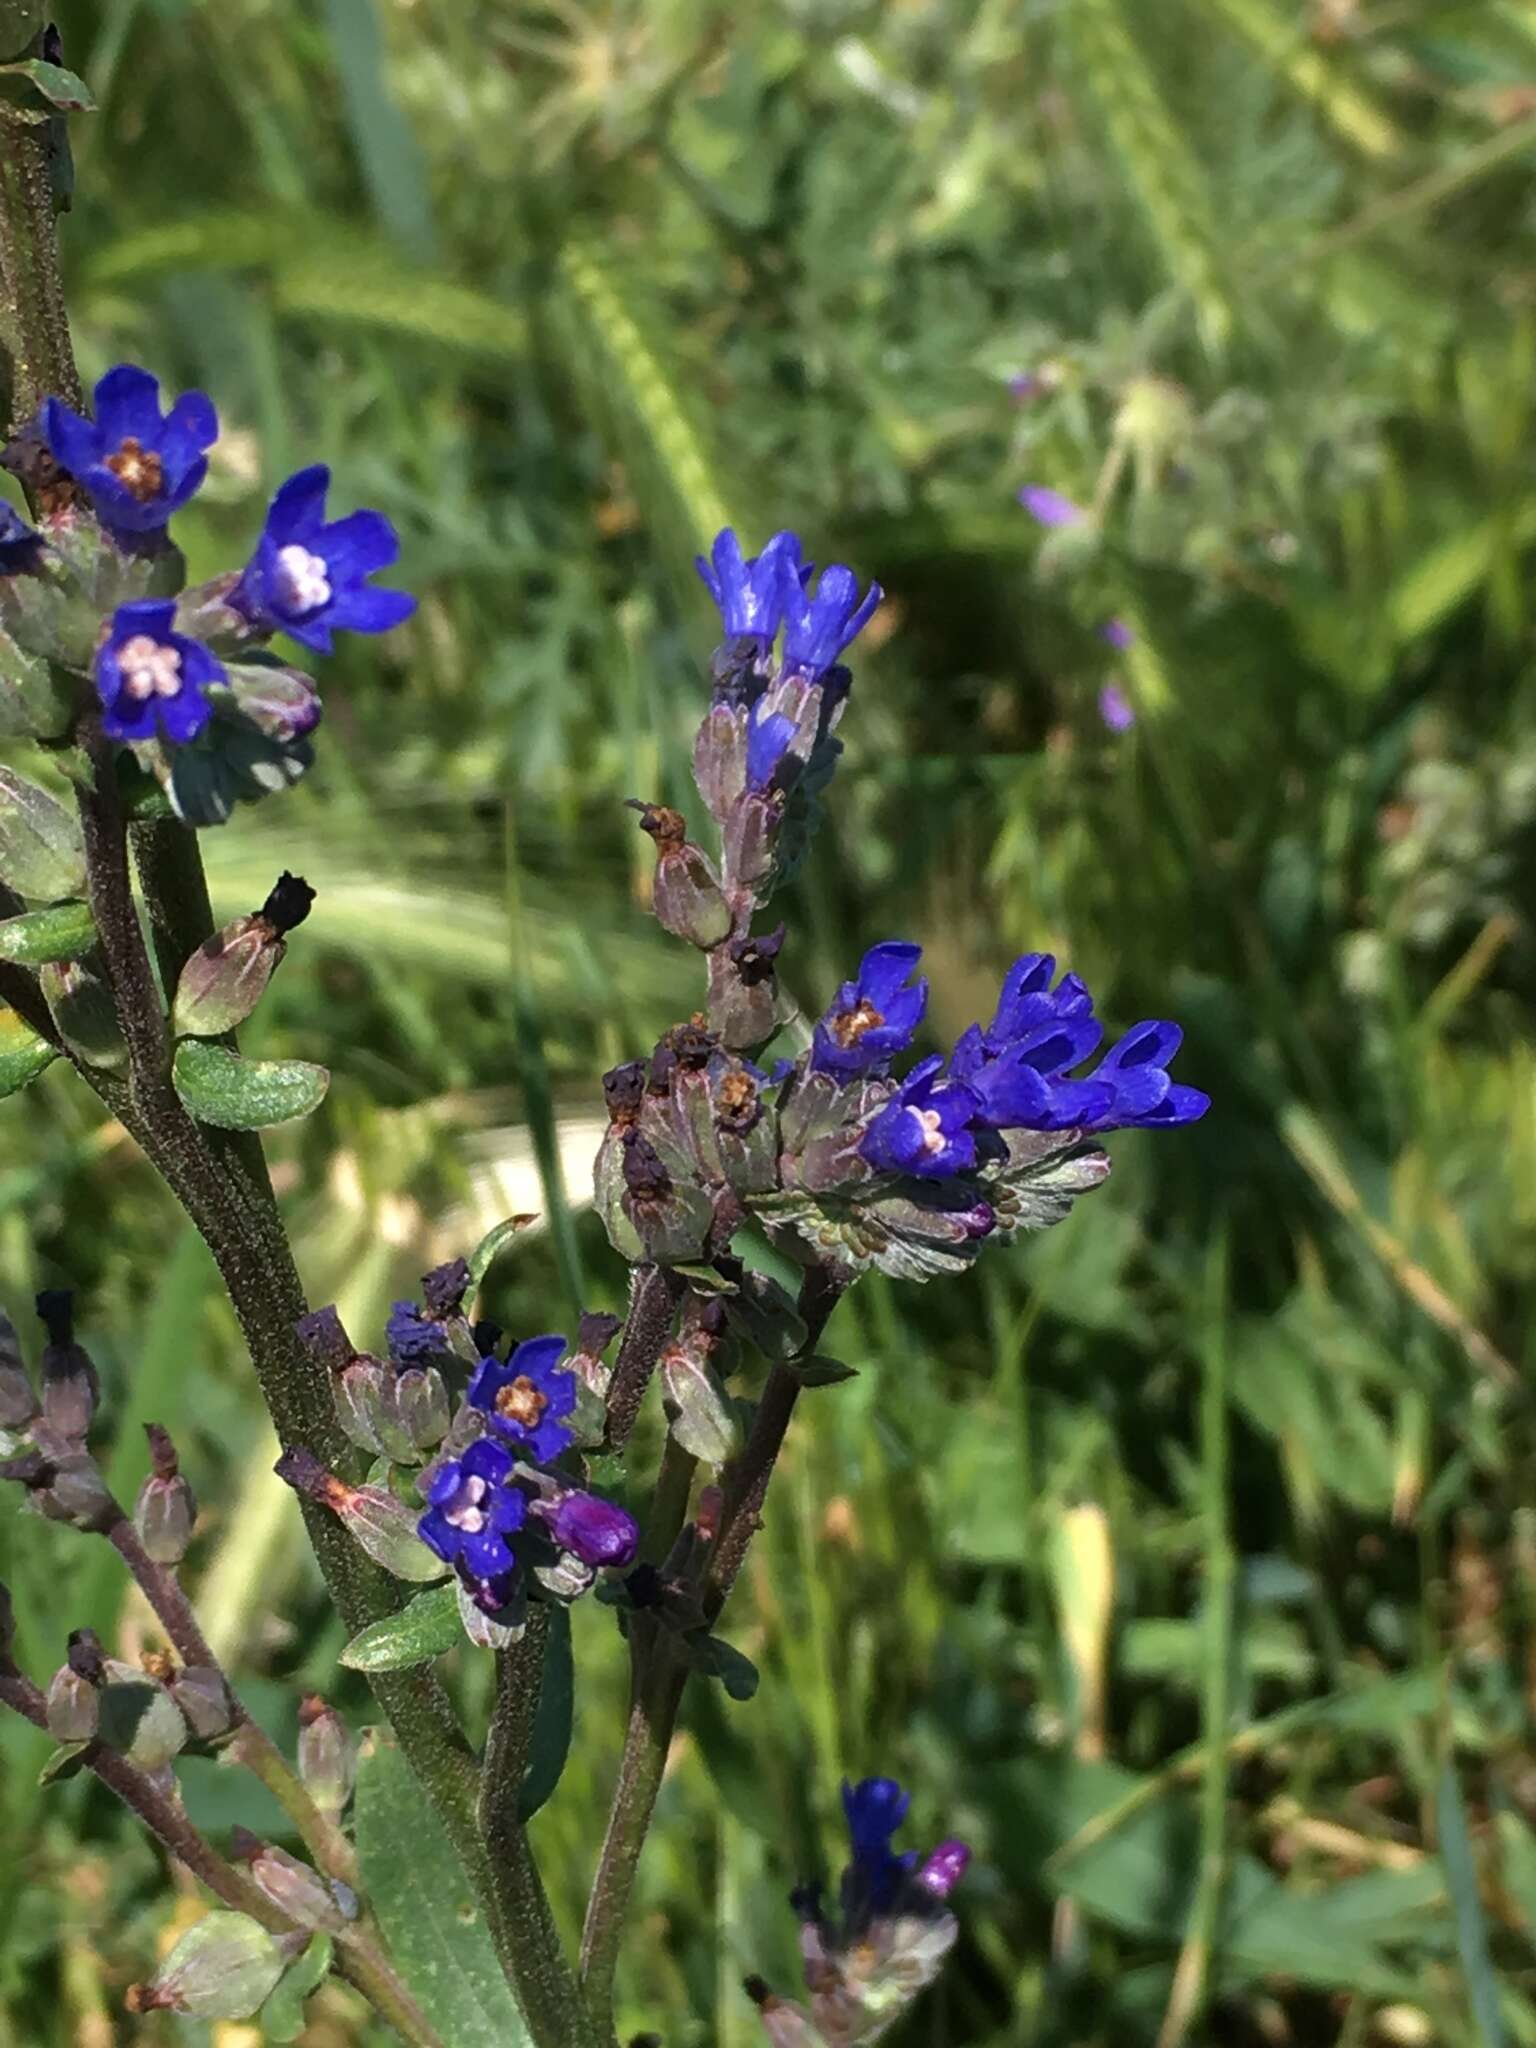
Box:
95;599;225;747
273;544;332;617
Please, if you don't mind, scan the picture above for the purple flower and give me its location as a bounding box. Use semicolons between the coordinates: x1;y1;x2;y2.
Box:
418;1437;528;1590
1099;617;1134;652
94;599;225;745
861;1056;978;1178
43;364;217;540
841;1777;918;1913
961;1025;1116;1132
468;1334;577;1464
1008;370;1043;402
779;557;882;683
547;1489;639;1568
696;528;804;645
1080;1020;1209;1130
1018;484;1084;529
0;504;43;574
916;1840;971;1900
986;952;1096;1046
1099;682;1136;732
811;942;929;1079
232;465;414;655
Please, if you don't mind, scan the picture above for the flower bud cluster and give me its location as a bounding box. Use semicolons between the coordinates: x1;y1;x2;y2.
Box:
748;1777;969;2046
0;364;413;825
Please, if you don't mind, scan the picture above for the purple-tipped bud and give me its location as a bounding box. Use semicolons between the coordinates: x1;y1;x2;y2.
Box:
632;801;734;950
1;1437;113;1530
547;1490;640;1569
916;1839;970;1899
274;1448;444;1581
36;1291;98;1443
46;1647;102;1741
171;1664;233;1741
0;1309;35;1431
297;1694;355;1823
133;1423;197;1563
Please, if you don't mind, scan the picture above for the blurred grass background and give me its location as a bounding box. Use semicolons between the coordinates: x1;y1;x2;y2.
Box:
5;0;1536;2041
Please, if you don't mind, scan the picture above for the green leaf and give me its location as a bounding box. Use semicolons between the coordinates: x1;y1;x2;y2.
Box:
518;1608;573;1822
0;1005;57;1097
467;1212;535;1289
0;901;96;965
683;1633;760;1701
259;1932;332;2042
340;1585;461;1671
172;1040;329;1130
38;1741;88;1786
0;766;86;901
790;1353;858;1388
1439;1759;1506;2048
660;1346;737;1464
0;57;94;119
355;1732;532;2046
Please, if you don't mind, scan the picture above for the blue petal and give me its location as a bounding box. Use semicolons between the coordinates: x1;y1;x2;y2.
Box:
111;597;177;642
158;391;219;477
858;941;922;1006
319;584;416;636
461;1437;514;1485
41;397;100;479
158;686;212;745
93;364;162;445
320;508;401;581
266;465;331;546
417;1507;460;1562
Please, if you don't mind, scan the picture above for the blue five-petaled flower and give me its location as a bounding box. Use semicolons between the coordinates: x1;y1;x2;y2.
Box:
467;1334;578;1464
232;464;415;654
418;1437;528;1597
43;364;218;542
812;941;929;1079
94;599;226;745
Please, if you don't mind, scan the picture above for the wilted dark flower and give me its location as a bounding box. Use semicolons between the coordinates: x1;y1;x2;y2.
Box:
0;505;43;575
43;364;217;541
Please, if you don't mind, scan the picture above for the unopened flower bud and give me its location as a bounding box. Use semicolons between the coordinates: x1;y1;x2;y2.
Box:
723;791;780;888
133;1422;197;1562
617;1131;713;1264
171;1664;233;1741
544;1489;640;1568
40;954;127;1070
46;1629;105;1740
124;1911;292;2020
387;1365;450;1455
0;1308;36;1430
297;1694;355;1822
744;1981;819;2048
641;818;734;951
693;701;750;820
98;1658;187;1770
233;1833;355;1933
333;1355;391;1456
273;1447;443;1580
36;1290;98;1442
0;1435;112;1530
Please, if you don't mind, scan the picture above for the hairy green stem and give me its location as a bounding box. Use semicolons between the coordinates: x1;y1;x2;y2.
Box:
0;24;81;456
603;1264;683;1451
579;1269;844;2022
480;1611;607;2048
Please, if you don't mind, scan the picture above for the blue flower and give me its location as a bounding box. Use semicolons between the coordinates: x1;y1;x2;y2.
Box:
778;557;882;682
0;504;43;574
1081;1020;1209;1130
95;599;225;745
418;1436;527;1592
1099;681;1136;732
43;364;217;540
468;1334;577;1464
696;528;805;645
547;1489;639;1568
811;942;928;1079
745;700;798;792
840;1777;918;1914
861;1056;979;1178
987;952;1096;1046
232;465;415;655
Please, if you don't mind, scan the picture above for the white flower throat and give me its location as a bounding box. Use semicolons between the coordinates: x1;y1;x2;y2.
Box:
119;634;183;701
274;543;332;615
